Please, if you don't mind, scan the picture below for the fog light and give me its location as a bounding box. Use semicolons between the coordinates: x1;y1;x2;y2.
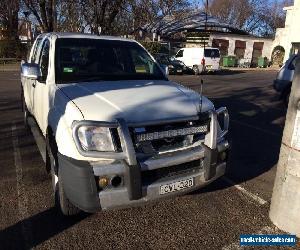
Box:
111;175;122;187
98;177;109;188
219;151;227;161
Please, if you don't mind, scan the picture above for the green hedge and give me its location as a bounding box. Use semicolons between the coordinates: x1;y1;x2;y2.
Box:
0;40;29;59
139;41;169;55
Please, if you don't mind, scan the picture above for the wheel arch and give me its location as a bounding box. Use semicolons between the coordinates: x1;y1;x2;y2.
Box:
46;125;58;174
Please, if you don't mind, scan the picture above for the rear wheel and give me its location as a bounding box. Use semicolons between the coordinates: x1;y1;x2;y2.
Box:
47;136;80;216
192;65;199;75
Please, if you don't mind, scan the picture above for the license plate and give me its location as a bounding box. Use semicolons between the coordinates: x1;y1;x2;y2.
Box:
159;178;194;195
177;69;182;72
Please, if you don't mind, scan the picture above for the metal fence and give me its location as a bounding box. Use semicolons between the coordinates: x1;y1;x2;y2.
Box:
0;58;20;65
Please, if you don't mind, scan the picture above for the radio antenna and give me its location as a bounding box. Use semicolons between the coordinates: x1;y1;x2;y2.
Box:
200;79;204;113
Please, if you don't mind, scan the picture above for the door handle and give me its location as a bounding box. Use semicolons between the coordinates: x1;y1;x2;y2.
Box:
32;82;36;88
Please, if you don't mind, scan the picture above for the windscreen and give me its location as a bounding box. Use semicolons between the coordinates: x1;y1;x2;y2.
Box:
204;49;220;58
55;38;166;83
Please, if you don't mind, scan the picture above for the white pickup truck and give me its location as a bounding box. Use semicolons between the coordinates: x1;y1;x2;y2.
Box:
21;33;230;216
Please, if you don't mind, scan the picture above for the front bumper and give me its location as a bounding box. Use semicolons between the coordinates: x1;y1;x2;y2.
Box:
60;108;230;212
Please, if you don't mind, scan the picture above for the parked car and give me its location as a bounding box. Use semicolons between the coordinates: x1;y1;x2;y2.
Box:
273;54;298;106
21;33;230;216
153;53;192;75
174;47;221;74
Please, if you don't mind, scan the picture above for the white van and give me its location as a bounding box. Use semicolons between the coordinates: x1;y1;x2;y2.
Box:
174;47;221;74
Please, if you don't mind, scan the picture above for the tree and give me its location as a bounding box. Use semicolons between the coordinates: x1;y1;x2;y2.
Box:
79;0;126;35
19;0;192;35
258;0;287;37
0;0;19;40
21;0;57;32
127;0;191;33
209;0;291;37
57;0;85;32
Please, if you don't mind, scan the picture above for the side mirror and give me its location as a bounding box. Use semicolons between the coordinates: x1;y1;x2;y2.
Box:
288;64;295;71
21;62;41;80
160;64;169;75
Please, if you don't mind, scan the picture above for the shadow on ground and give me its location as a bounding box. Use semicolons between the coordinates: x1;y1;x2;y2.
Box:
197;84;286;195
0;208;90;250
0;71;287;248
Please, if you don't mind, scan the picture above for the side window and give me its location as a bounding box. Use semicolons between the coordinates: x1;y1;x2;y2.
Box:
176;49;183;58
131;49;152;73
289;56;297;70
39;39;50;82
31;38;43;63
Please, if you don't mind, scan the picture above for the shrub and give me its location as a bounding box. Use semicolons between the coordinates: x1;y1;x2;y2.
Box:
0;40;29;59
140;41;169;55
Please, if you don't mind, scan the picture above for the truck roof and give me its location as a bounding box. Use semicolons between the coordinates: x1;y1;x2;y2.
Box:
182;47;217;50
36;32;136;43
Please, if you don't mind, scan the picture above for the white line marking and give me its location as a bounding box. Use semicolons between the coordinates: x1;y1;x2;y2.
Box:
12;123;33;249
231;119;280;137
222;177;267;205
257;226;280;234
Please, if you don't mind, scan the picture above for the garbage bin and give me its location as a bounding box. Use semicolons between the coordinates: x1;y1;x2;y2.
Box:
223;56;236;67
258;57;268;68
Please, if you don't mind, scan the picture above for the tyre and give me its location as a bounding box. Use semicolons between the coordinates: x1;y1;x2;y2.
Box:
47;136;80;216
283;89;291;107
22;94;30;130
57;167;81;216
192;65;199;75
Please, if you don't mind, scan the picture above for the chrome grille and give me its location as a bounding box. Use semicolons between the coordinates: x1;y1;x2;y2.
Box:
135;125;208;142
131;117;210;154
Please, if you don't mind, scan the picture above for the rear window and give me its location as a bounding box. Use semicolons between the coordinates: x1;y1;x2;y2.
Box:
204;49;220;58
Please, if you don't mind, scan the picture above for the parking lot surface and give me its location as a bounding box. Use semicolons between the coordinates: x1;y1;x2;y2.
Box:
0;70;295;249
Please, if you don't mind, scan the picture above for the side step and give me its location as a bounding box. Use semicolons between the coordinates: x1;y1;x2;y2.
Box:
27;117;46;163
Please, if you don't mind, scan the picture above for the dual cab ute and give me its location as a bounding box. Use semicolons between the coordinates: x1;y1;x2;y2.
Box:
21;33;230;216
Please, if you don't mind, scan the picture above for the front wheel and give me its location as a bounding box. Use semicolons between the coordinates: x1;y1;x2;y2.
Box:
47;137;80;216
57;167;81;216
283;89;291;107
22;93;30;129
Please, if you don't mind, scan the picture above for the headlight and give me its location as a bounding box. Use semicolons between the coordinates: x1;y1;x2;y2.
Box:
168;65;174;69
77;126;115;152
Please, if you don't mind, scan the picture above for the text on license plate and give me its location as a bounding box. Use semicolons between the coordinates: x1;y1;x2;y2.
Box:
159;178;194;195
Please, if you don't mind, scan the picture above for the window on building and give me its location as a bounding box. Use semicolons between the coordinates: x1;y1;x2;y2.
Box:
234;40;246;59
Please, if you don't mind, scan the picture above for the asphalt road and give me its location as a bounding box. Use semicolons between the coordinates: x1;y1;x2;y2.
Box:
0;70;296;249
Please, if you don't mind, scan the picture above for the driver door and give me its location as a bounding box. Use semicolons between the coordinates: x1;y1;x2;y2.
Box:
33;38;50;134
23;38;43;114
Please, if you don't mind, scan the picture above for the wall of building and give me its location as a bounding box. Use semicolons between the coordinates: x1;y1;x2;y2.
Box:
272;0;300;62
185;32;273;66
210;33;273;60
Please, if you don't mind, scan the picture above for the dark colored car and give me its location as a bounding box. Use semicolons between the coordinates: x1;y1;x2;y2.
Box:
273;55;298;106
154;53;192;75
